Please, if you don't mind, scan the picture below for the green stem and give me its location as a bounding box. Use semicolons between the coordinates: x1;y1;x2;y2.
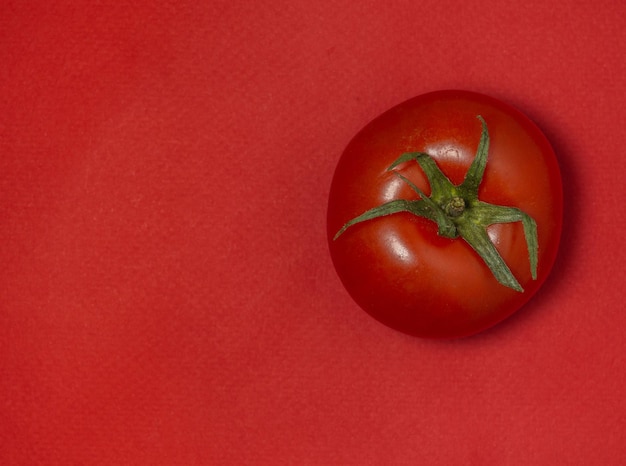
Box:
334;115;539;292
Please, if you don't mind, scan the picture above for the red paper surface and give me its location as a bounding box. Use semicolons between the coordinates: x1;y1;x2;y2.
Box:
1;1;625;464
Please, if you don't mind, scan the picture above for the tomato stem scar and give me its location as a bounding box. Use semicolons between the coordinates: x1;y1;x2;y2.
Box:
445;197;466;217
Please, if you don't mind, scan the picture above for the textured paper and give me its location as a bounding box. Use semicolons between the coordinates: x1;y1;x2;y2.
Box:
1;1;625;464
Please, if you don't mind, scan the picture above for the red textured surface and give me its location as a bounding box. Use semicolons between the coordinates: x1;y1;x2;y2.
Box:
1;1;625;464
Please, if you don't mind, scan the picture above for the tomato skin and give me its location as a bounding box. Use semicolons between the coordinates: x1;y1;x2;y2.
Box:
327;90;563;338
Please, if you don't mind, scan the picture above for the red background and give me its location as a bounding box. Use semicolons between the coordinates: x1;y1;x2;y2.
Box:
1;1;625;464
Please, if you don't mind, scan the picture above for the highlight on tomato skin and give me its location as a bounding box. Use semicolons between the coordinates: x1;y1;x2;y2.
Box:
327;90;563;339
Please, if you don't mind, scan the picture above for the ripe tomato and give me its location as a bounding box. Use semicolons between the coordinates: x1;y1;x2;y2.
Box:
327;90;562;338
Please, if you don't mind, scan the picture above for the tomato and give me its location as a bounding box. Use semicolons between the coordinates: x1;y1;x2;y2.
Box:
327;90;562;339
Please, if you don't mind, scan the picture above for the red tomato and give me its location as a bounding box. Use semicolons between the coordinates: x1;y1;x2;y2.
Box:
327;90;562;338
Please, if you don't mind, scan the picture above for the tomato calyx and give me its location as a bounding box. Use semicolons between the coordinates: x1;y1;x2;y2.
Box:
333;116;539;292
